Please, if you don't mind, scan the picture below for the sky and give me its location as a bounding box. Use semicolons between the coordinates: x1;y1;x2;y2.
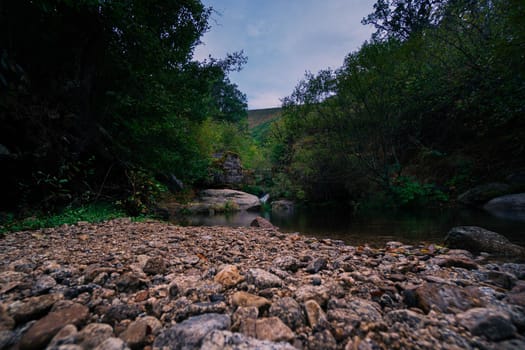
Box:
194;0;376;110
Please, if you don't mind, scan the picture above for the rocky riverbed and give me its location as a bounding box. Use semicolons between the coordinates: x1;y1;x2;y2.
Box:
1;218;525;350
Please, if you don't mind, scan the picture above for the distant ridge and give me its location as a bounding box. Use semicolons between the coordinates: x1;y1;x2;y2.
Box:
247;107;282;129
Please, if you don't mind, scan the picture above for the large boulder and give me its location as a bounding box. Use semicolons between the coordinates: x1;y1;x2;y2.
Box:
445;226;525;258
188;189;261;213
209;152;244;186
457;183;511;207
484;193;525;222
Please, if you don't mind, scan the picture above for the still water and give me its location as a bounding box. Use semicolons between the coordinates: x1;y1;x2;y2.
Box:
181;206;525;248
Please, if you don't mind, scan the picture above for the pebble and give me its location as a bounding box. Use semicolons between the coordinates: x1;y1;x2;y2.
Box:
0;219;523;349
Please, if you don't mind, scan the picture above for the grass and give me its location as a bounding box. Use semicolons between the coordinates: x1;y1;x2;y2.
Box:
0;202;129;234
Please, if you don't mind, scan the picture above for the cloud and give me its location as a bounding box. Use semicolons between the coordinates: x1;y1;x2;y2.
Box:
195;0;376;109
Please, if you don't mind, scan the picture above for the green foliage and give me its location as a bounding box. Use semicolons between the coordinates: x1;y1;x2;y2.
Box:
391;176;449;207
0;203;126;234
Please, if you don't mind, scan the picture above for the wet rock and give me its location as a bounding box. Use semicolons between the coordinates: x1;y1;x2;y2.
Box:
142;256;167;276
93;337;130;350
269;297;305;330
431;255;479;270
32;275;57;295
250;216;276;229
19;303;88;350
498;339;525;350
231;291;271;309
201;330;296;350
153;313;230;349
414;282;483;313
245;269;282;289
457;307;516;341
214;265;244;288
271;200;294;213
445;226;525;257
8;293;63;324
457;183;511;207
255;317;295;342
485;270;517;290
305;258;327;274
273;256;301;272
484;193;525;221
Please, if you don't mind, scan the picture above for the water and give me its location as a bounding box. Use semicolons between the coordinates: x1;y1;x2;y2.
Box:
180;206;525;248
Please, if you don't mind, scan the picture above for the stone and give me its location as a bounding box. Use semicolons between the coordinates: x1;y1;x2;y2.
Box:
0;330;16;349
46;324;78;349
273;256;301;272
484;193;525;221
294;285;330;306
444;226;525;257
245;269;282;289
32;275;57;295
250;217;277;229
19;303;89;350
304;300;328;330
231;291;271;309
77;323;113;349
209;152;244;186
189;189;261;213
385;309;426;329
457;307;516;341
485;270;517;290
0;305;15;331
232;306;258;331
271;200;294;213
102;304;142;324
269;297;305;330
305;258;327;274
8;293;62;324
115;272;148;293
93;337;130;350
142;256;167;275
414;283;483;314
119;317;157;350
306;329;337;350
201;330;296;350
153;313;231;349
255;317;295;342
214;265;244;288
457;183;511;207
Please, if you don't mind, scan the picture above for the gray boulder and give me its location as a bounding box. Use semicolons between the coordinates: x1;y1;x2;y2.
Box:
484;193;525;222
188;189;261;213
457;183;511;207
445;226;525;258
271;200;294;213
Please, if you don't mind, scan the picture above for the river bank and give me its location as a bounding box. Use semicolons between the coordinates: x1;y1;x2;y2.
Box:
1;219;524;349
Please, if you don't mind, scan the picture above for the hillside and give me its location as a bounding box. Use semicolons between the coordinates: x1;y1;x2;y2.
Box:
247;107;282;129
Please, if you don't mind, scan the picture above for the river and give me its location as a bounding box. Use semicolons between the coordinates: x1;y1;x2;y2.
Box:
179;206;525;248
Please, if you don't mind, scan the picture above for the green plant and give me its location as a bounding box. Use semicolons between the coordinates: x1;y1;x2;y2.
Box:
391;176;449;207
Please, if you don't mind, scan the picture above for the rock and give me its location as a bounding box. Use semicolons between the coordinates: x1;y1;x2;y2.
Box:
294;285;330;306
414;282;483;313
457;307;516;341
273;256;300;272
93;337;130;350
32;275;57;295
0;330;16;349
153;313;230;350
304;300;329;330
0;306;15;331
269;297;305;330
484;193;525;221
431;255;478;270
208;152;244;186
250;217;277;230
306;329;337;350
458;183;511;207
231;291;271;309
214;265;244;288
385;309;426;329
485;270;517;290
119;317;161;350
102;304;142;324
305;258;327;274
19;303;89;350
46;324;78;349
142;256;167;276
8;293;63;324
271;200;294;213
445;226;525;257
201;330;296;350
245;269;282;289
77;323;113;349
232;306;258;331
189;189;261;213
115;272;148;293
255;317;295;342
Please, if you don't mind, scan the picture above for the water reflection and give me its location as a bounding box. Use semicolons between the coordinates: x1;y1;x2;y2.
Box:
178;206;525;248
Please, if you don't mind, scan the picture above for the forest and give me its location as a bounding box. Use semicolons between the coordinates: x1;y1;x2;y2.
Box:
1;0;524;227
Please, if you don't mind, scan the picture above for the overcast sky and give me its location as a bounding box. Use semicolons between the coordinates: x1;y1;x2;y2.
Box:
194;0;376;110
